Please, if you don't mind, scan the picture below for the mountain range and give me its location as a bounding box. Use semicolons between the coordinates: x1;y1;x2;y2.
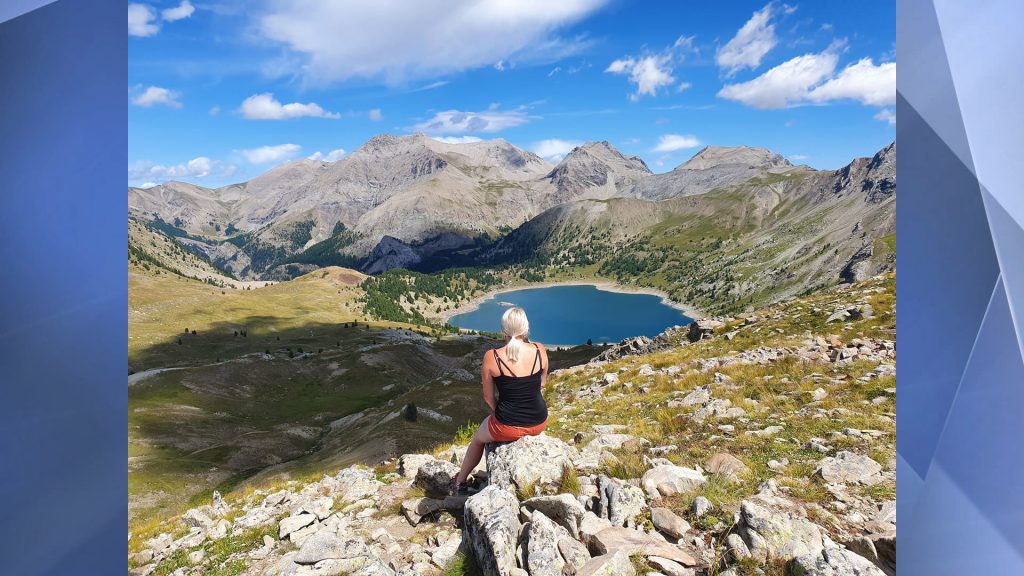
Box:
129;134;895;314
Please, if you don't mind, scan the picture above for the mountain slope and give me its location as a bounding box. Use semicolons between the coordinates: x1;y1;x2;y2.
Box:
487;143;895;315
129;273;896;576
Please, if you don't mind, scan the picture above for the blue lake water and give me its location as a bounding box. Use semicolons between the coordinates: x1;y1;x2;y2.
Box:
449;284;693;346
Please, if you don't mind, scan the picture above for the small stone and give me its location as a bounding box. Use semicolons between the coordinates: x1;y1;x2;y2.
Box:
691;496;713;518
651;507;690;539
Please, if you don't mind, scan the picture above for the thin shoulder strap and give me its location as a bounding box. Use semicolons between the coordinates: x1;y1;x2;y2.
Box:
530;342;543;374
494;348;517;377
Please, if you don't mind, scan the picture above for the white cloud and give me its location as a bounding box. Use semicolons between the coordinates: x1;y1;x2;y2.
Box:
257;0;608;85
718;51;839;109
132;86;182;108
652;134;701;153
532;139;582;161
128;4;159;37
209;105;220;116
789;154;810;161
431;136;484;144
874;108;896;125
677;81;692;92
548;66;562;77
717;4;778;76
308;148;347;162
606;54;675;101
162;0;194;22
414;107;531;134
718;48;896;111
238;93;340;120
368;108;383;121
808;58;896;106
128;157;235;183
238;144;302;164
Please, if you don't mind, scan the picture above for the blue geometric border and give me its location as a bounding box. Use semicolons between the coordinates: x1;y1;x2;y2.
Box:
0;1;126;574
898;0;1024;572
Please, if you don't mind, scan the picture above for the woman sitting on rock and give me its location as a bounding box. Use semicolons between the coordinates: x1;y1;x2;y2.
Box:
452;306;549;494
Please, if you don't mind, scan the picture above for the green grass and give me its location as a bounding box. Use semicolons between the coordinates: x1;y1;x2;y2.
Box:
441;552;484;576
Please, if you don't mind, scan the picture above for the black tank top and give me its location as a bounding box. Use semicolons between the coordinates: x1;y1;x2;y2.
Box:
492;343;548;427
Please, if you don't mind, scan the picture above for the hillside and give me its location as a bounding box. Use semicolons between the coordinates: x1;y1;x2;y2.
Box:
128;273;895;576
487;144;895;315
129;265;598;528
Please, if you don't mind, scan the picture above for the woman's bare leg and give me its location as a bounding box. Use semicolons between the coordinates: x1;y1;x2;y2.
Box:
455;416;496;485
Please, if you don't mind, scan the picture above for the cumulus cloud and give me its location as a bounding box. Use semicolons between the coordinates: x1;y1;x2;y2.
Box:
718;49;896;110
606;54;675;101
308;148;347;162
652;134;701;153
257;0;608;85
132;86;182;108
128;157;235;183
532;139;582;161
874;108;896;125
606;32;698;101
368;108;383;121
238;144;302;164
808;58;896;106
161;0;194;22
718;50;839;109
431;136;484;144
414;107;531;134
239;93;340;120
128;4;159;37
717;4;779;76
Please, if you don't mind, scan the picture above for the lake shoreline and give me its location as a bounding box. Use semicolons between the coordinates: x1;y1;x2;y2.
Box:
436;279;706;326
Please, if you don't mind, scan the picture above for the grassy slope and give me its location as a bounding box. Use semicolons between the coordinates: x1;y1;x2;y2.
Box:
544;273;896;526
129;264;602;532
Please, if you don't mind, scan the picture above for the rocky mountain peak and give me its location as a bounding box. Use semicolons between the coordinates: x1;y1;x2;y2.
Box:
676;145;790;171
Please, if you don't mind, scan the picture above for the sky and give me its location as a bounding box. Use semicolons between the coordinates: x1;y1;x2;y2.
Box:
128;0;896;188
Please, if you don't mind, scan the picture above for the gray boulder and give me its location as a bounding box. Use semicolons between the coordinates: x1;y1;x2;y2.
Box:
522;493;585;538
596;475;647;528
398;454;437;479
414;459;460;497
464;486;521;576
293;531;368;565
737;499;824;561
641;465;707;499
651;507;691;539
788;546;887;575
524;511;566;576
576;550;636;576
486;435;579;492
814;452;883;485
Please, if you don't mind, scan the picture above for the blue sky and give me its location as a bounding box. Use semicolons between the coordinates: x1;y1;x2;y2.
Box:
128;0;896;188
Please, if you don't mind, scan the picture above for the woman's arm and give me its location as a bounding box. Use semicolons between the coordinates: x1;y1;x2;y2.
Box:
481;351;497;412
537;342;549;386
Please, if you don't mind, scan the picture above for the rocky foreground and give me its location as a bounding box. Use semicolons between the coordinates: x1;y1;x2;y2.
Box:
129;274;895;576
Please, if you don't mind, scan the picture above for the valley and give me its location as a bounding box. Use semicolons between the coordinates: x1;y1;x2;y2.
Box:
127;134;896;575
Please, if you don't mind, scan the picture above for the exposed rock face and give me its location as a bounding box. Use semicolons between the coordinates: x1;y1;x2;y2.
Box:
651;507;691;540
627;145;792;201
546;141;652;204
464;486;522;576
485;435;579;493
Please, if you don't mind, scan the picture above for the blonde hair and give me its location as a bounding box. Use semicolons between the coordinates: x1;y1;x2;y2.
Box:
501;307;530;361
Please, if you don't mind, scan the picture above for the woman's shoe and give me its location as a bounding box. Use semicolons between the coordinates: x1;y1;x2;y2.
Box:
450;477;470;496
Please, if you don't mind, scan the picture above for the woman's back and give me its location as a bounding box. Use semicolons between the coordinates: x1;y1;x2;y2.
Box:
491;342;548;427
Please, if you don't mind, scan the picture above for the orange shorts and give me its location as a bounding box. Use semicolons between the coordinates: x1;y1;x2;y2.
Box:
487;415;548;442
